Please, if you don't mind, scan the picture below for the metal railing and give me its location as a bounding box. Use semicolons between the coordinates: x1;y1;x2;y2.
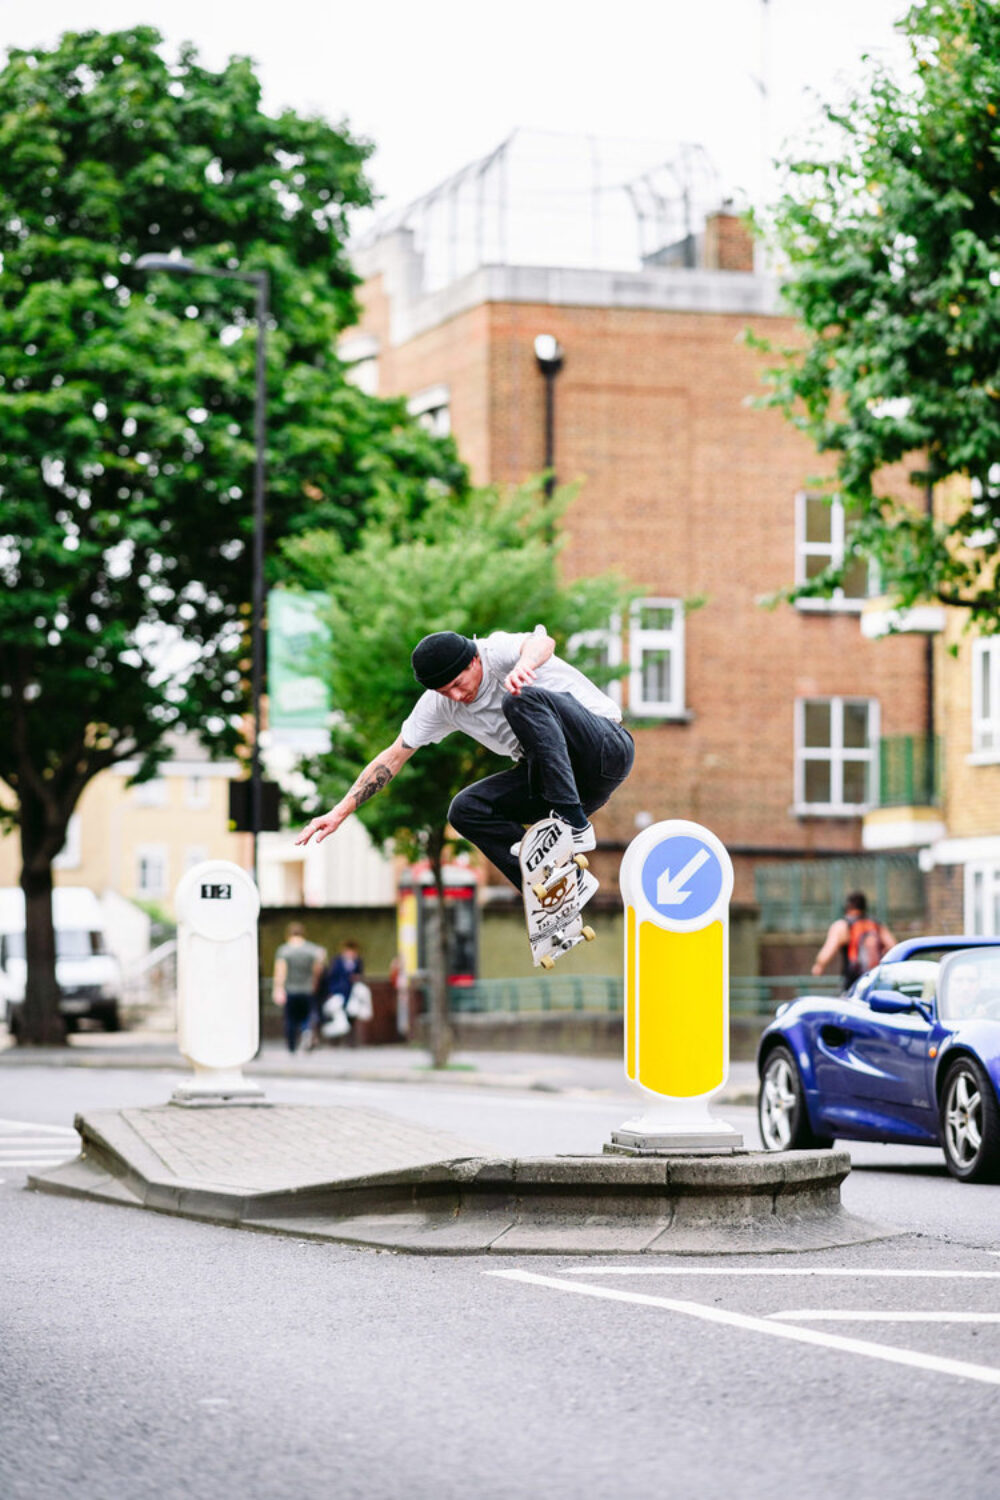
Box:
448;973;844;1019
120;939;177;1029
878;733;941;808
755;853;924;933
450;975;622;1014
729;974;843;1015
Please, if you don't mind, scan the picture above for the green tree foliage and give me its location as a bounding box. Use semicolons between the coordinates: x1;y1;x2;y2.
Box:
756;0;1000;620
283;483;635;1064
0;28;465;1041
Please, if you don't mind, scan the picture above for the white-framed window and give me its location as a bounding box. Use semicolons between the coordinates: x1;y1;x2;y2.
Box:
135;844;168;899
795;491;875;610
972;638;1000;756
966;861;1000;934
795;697;879;813
184;775;210;809
569;616;623;708
133;777;168;807
408;383;451;438
629;599;685;717
53;814;82;870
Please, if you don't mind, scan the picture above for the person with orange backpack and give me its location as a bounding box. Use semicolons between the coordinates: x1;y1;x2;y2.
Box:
811;891;896;988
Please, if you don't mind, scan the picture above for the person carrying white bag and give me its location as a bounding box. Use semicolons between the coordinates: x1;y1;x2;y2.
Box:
319;939;366;1043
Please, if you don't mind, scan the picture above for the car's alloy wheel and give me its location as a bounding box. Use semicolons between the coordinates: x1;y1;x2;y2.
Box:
758;1044;833;1152
940;1056;1000;1183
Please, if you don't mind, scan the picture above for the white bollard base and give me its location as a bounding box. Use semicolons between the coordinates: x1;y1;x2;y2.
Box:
608;1097;743;1155
171;1066;267;1108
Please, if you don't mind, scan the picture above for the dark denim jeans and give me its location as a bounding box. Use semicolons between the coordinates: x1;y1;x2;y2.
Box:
283;992;313;1052
448;687;635;888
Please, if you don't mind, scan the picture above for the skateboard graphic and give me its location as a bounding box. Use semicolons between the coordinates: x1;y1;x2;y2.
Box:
518;815;598;969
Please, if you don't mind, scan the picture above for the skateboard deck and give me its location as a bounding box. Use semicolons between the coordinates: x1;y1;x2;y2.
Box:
518;815;598;969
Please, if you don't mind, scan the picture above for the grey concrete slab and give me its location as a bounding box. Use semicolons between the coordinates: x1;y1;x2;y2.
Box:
28;1153;142;1207
27;1100;894;1255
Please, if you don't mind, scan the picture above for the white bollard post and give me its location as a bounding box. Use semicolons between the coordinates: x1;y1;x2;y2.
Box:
171;859;266;1106
610;819;742;1153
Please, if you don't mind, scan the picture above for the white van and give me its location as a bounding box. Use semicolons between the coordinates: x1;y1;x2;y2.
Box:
0;887;122;1035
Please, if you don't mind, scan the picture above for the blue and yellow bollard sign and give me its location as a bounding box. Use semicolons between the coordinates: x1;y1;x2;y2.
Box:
614;820;739;1151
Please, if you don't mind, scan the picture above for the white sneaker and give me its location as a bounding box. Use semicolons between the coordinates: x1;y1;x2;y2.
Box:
567;820;596;853
512;817;596;858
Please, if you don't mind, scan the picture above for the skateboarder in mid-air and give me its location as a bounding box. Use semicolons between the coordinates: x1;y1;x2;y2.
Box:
294;627;635;891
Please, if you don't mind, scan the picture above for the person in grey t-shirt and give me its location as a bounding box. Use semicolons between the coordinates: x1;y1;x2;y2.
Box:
273;922;326;1053
295;626;634;890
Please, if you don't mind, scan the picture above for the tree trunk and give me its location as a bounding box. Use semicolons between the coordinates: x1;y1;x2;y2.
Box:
427;843;453;1069
18;784;67;1046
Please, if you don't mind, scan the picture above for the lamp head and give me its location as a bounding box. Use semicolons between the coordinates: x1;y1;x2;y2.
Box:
135;253;198;274
534;334;564;373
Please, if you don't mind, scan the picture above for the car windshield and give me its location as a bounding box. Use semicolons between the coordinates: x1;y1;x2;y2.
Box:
58;929;105;958
1;929;103;960
938;949;1000;1021
856;959;939;1007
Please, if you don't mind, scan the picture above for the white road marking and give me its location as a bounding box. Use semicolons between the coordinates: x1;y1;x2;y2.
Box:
555;1266;1000;1279
769;1310;1000;1324
0;1148;77;1161
0;1157;77;1166
0;1120;79;1172
488;1269;1000;1387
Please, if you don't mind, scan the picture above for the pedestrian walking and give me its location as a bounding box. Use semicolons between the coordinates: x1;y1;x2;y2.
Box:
272;922;326;1053
811;891;896;988
319;939;364;1045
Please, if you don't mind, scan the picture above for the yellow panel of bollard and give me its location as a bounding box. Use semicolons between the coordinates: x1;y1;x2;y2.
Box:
635;920;725;1097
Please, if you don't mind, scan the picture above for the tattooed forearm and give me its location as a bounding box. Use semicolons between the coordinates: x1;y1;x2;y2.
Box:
350;761;394;810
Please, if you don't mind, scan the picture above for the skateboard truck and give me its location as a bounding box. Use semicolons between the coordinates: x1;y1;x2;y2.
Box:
538;921;596;969
530;853;589;903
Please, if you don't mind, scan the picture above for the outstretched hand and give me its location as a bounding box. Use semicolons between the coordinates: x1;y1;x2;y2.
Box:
295;810;342;846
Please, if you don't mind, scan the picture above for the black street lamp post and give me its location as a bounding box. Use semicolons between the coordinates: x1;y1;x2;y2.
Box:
136;253;269;884
533;334;564;537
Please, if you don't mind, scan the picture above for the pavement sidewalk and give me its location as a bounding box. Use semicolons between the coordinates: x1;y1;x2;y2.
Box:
0;1030;759;1104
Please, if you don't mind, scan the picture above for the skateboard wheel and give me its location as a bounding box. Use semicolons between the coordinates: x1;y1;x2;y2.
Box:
540;954;555;970
573;854;589;871
531;882;547;901
582;926;596;941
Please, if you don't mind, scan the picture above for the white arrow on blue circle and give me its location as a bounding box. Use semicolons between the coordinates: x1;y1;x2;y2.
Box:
655;848;710;906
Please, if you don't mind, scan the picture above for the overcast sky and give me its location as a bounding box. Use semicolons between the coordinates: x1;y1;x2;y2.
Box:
1;0;914;218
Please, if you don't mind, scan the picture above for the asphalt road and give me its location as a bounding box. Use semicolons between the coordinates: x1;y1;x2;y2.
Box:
3;1063;1000;1500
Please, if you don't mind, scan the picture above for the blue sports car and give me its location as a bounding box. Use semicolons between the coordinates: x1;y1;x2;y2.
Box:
756;937;1000;1182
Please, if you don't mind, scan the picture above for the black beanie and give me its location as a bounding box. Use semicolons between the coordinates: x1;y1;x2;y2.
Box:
411;632;477;690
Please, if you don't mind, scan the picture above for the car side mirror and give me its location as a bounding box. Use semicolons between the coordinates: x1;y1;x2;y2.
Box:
869;989;918;1015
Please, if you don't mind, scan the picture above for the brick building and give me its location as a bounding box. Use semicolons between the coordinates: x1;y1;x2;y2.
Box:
342;133;933;978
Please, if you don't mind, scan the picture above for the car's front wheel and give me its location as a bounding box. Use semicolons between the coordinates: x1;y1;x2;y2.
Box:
758;1044;833;1152
940;1056;1000;1183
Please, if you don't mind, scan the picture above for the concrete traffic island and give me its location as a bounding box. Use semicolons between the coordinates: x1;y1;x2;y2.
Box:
28;1103;892;1255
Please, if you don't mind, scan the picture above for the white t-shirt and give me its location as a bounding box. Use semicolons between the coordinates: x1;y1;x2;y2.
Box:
400;630;622;761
